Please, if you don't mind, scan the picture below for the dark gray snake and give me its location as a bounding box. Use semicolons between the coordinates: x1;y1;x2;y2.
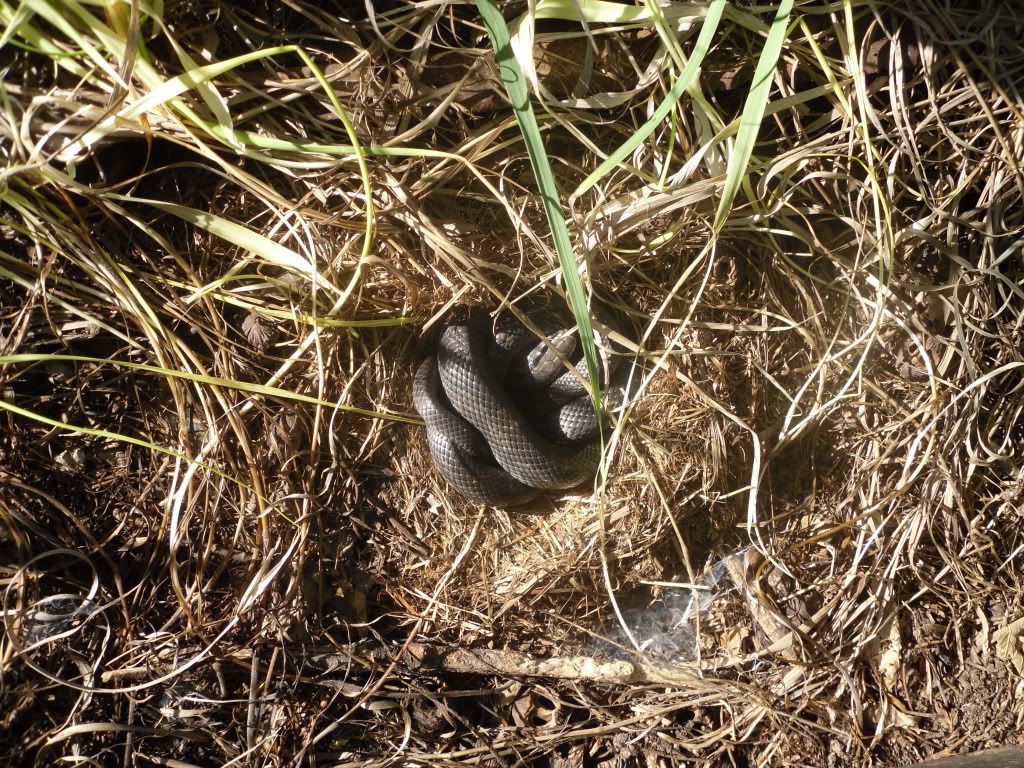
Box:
413;313;610;506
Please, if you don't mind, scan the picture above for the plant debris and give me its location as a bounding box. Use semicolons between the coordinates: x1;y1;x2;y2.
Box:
1;1;1023;766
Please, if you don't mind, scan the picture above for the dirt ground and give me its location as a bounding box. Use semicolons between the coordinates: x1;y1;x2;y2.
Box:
2;0;1024;765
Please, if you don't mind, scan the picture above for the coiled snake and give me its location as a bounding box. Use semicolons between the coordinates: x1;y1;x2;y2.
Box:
413;312;612;506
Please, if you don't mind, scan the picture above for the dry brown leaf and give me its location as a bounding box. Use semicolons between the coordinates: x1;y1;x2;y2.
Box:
994;617;1024;675
876;616;903;690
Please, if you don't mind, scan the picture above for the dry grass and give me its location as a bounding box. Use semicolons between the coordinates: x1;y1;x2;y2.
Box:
1;0;1023;765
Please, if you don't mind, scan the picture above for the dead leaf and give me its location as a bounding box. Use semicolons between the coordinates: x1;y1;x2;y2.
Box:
994;617;1024;675
242;312;271;351
876;617;903;690
723;625;751;656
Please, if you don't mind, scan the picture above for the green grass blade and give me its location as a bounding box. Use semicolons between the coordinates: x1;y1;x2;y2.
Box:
105;195;321;282
0;353;420;423
0;396;252;490
712;0;794;233
116;47;283;121
572;0;726;199
475;0;600;407
0;1;34;49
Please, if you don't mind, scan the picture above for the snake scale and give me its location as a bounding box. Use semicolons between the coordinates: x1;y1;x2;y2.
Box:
413;312;610;506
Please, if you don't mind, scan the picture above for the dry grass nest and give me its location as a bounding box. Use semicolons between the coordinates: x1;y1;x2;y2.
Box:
1;0;1023;765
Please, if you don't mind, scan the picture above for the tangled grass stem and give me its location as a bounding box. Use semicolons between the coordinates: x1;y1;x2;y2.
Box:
1;0;1022;765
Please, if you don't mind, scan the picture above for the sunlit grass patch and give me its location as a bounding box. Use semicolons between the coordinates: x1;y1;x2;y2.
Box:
2;0;1023;765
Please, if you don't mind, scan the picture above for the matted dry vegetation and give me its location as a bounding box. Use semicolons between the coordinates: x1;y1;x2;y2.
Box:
1;0;1023;765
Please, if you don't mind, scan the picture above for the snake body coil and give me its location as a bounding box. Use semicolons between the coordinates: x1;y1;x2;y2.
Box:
413;315;607;506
